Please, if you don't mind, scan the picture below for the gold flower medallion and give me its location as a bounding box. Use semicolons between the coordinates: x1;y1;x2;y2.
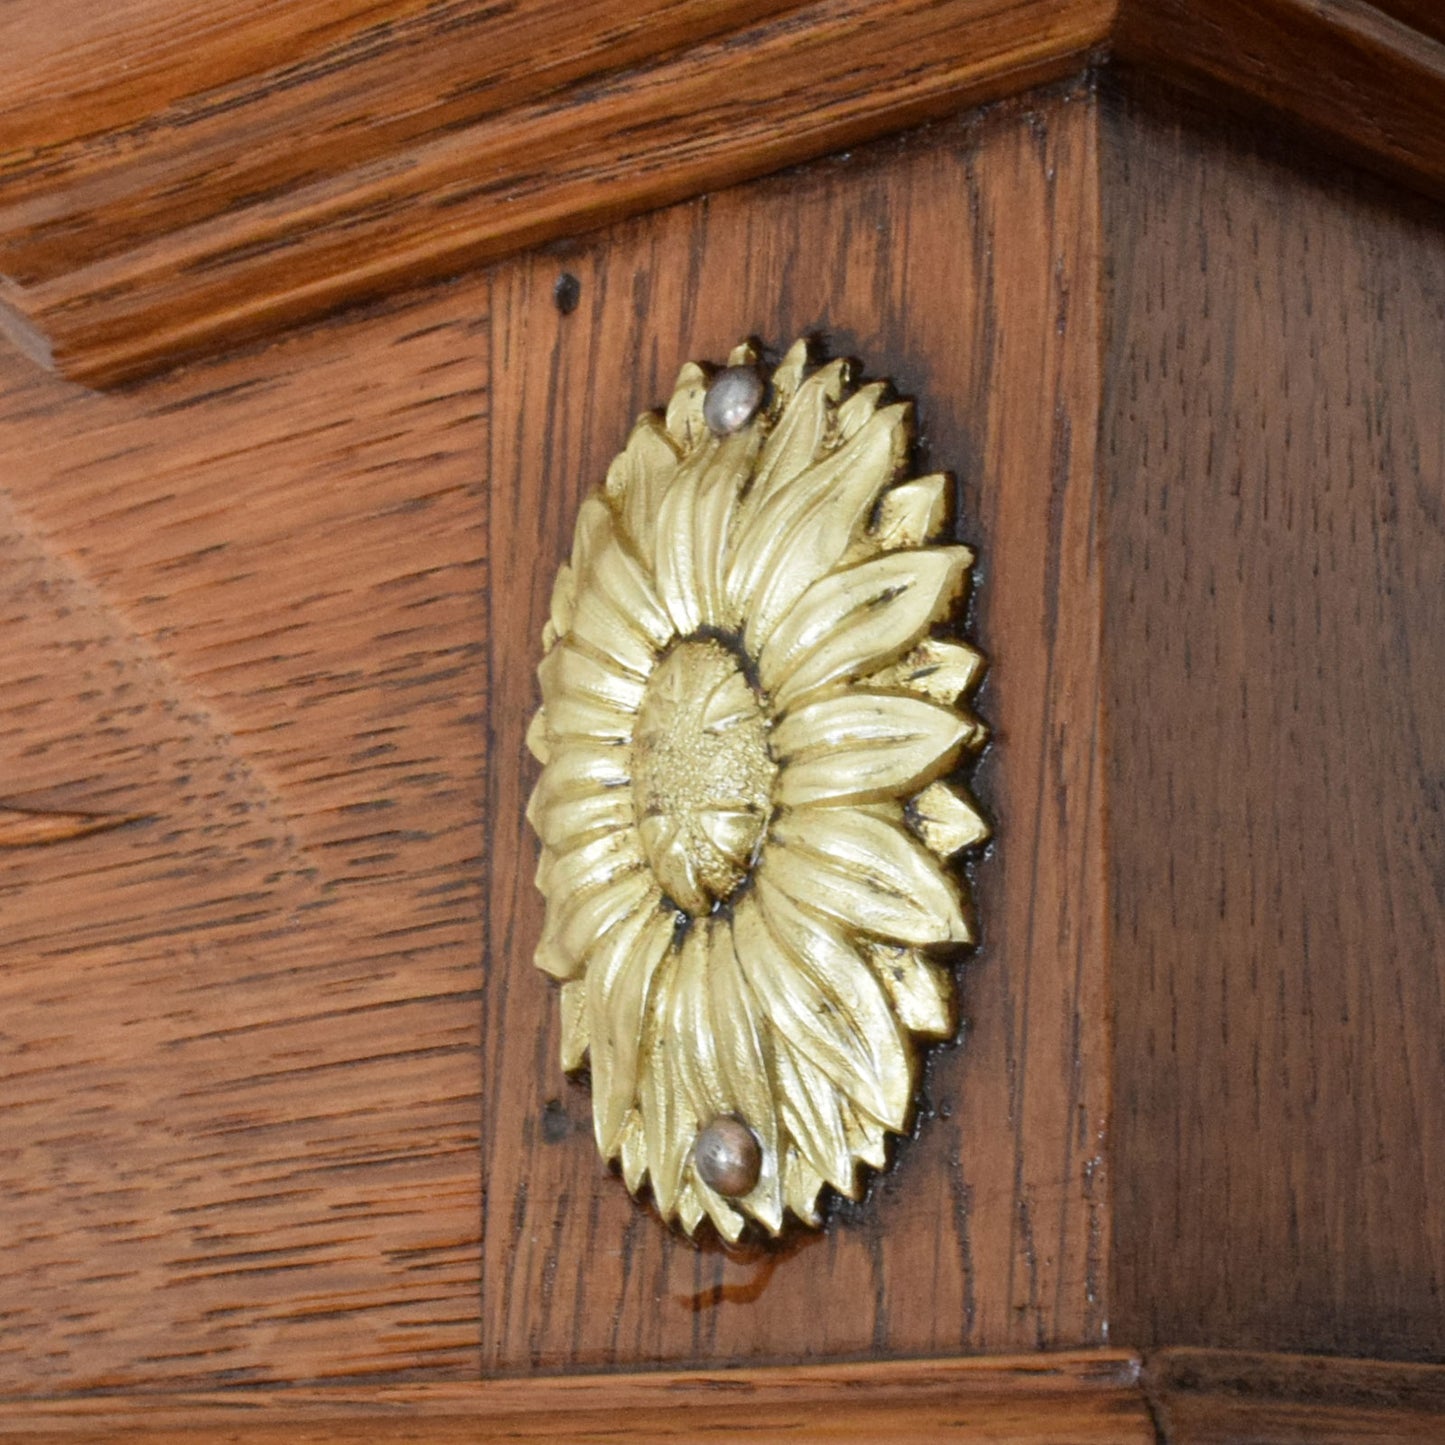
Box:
526;340;989;1239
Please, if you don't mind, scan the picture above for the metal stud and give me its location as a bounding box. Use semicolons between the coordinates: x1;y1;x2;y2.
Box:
703;365;765;436
694;1115;763;1198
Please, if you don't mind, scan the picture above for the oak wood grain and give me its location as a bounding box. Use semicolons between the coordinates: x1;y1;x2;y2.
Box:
1115;0;1445;203
1147;1349;1445;1443
0;0;1113;387
0;276;492;1391
0;808;140;847
0;0;815;275
1102;79;1445;1361
0;1351;1152;1441
2;0;1444;390
482;80;1110;1373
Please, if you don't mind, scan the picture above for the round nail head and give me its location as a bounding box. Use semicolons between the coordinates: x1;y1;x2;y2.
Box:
703;366;765;436
694;1115;762;1197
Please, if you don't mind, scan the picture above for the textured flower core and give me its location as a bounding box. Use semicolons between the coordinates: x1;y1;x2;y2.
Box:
632;638;775;916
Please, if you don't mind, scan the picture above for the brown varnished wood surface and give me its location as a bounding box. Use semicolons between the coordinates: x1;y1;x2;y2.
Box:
4;0;1445;391
1103;80;1445;1360
1372;0;1445;46
0;0;814;273
1147;1349;1445;1443
12;1347;1445;1440
0;0;1112;388
1114;0;1445;207
0;278;491;1390
483;80;1110;1372
0;1352;1153;1441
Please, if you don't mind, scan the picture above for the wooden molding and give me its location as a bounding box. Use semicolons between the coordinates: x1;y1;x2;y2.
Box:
0;0;1113;387
8;1349;1445;1439
0;1351;1153;1441
1146;1349;1445;1442
1114;0;1445;204
2;0;1441;388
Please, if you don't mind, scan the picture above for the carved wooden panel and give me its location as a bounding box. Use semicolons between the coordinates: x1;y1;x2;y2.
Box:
484;81;1109;1371
1;37;1443;1427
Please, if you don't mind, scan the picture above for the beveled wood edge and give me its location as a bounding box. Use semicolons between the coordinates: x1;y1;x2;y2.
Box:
1115;0;1445;208
1145;1348;1445;1442
2;0;1442;388
7;1350;1445;1439
2;0;1114;388
0;1351;1149;1438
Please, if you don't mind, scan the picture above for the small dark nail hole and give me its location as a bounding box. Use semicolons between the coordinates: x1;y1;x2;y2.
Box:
553;272;581;315
541;1098;571;1143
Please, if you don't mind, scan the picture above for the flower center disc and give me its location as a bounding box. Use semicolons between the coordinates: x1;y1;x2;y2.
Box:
632;639;775;916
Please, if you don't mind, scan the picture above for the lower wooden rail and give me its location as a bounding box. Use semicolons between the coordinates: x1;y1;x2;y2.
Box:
0;1352;1149;1442
3;1349;1445;1441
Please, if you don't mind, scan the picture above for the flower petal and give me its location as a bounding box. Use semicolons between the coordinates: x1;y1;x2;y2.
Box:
526;738;630;849
709;921;784;1232
774;692;968;808
690;428;761;629
528;774;632;853
536;868;653;981
908;780;990;857
871;474;949;551
546;562;575;645
539;840;652;979
734;884;911;1130
537;642;642;743
694;1179;746;1244
670;936;756;1242
618;1110;647;1192
586;895;675;1155
834;380;889;444
768;338;811;411
569;535;670;679
525;709;550;764
766;806;970;947
867;636;987;708
651;442;717;637
605;413;682;560
730;403;910;647
783;1144;828;1225
665;361;710;448
676;1180;706;1236
638;926;707;1217
559;978;589;1071
758;547;972;711
583;534;675;652
568;495;612;581
842;1099;889;1170
742;358;847;519
862;940;955;1039
773;1037;854;1195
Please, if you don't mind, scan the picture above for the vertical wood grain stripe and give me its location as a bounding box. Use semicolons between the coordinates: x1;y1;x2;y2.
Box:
1103;79;1445;1361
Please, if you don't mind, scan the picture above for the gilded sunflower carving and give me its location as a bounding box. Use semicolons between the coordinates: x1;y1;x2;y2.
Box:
526;339;989;1240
